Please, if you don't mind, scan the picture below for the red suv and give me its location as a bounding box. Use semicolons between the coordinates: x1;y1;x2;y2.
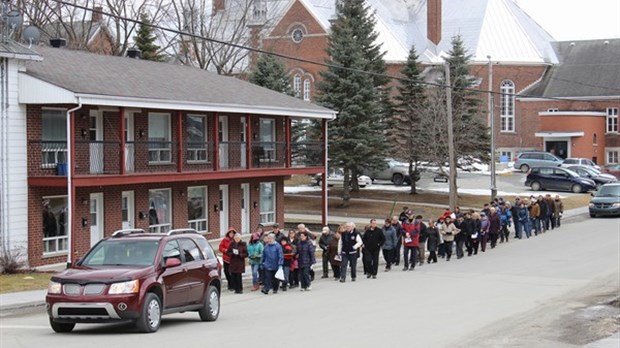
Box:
46;229;221;333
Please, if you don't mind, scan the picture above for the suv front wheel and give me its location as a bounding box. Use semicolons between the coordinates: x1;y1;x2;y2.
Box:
136;293;162;333
199;285;220;322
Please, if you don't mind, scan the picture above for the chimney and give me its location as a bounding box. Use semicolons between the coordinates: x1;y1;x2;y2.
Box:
92;6;103;23
49;38;66;48
212;0;225;13
127;48;141;59
427;0;442;45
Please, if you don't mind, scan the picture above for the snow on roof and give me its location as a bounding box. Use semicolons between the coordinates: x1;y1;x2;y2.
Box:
294;0;557;64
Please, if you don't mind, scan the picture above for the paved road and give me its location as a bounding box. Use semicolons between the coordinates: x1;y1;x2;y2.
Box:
1;216;618;347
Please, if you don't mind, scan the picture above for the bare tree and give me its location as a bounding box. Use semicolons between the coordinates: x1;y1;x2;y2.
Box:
17;0;165;56
161;0;279;75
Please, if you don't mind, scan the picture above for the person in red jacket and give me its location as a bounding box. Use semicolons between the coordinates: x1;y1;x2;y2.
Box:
401;212;420;271
218;227;236;291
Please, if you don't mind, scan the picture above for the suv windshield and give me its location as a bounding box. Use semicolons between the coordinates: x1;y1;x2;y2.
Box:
596;185;620;197
81;240;160;266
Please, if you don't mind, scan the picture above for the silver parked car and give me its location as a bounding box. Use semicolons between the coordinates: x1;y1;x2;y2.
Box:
363;158;417;186
561;158;601;170
513;151;563;173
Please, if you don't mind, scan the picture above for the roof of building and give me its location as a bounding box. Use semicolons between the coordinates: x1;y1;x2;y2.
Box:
523;39;620;98
292;0;557;64
19;45;335;119
0;40;42;61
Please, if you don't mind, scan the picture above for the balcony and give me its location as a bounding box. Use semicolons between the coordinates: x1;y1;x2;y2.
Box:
28;139;324;182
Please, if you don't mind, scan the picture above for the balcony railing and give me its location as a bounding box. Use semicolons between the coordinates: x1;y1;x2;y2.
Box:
251;141;286;168
29;139;322;177
291;141;323;167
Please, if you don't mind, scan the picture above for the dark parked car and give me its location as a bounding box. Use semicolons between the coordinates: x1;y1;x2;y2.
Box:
525;167;597;193
603;164;620;180
589;183;620;217
46;228;221;333
567;165;618;187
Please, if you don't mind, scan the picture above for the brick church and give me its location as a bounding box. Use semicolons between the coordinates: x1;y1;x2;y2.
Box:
248;0;620;165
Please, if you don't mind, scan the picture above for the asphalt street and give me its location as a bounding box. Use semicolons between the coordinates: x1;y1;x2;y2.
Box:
1;216;618;347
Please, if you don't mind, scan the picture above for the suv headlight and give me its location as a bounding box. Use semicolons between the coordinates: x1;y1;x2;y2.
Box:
588;203;595;208
613;203;620;208
108;280;140;294
47;281;62;294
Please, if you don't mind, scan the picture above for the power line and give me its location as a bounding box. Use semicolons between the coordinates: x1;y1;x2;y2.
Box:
48;0;620;103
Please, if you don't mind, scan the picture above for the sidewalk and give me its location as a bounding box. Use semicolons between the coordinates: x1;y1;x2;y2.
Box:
0;206;589;315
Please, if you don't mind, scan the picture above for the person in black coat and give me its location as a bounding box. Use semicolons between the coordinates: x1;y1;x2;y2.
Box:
226;233;248;294
362;219;386;279
425;220;441;263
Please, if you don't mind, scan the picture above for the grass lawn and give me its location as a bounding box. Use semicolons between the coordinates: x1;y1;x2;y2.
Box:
285;188;591;221
0;272;53;294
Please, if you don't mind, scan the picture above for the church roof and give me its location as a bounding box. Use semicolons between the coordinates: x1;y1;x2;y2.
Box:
296;0;558;64
523;39;620;98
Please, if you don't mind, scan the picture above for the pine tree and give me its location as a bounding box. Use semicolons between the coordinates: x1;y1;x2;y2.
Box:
316;0;389;205
134;12;165;62
444;35;491;164
248;53;295;96
390;45;427;194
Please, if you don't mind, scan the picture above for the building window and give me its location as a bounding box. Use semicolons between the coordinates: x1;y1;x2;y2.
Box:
291;28;304;43
607;149;619;164
500;80;515;132
186;114;208;162
259;118;276;161
259;182;276;224
188;186;208;233
293;74;301;98
547;108;559;112
607;107;619;133
148;113;171;163
499;151;513;162
42;196;68;254
41;109;67;168
593;133;597;145
149;189;171;233
303;79;311;101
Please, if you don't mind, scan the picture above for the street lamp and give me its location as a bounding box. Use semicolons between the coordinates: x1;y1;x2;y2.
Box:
488;55;497;201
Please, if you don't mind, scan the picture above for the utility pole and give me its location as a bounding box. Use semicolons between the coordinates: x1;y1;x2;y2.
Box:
488;56;497;201
444;62;457;211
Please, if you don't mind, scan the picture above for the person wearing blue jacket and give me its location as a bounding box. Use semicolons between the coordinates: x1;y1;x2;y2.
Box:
381;219;398;271
516;201;531;239
261;233;284;295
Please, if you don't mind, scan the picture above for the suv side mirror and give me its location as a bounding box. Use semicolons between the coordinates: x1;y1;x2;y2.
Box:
164;258;182;268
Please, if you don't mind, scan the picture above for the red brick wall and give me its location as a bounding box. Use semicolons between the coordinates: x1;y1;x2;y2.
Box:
28;177;287;266
539;114;606;162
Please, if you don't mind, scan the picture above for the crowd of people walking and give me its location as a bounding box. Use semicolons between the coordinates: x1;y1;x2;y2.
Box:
218;194;565;294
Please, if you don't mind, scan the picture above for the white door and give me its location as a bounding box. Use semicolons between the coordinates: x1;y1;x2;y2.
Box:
124;112;135;173
121;191;135;229
241;183;250;234
89;111;104;174
218;116;229;169
219;185;229;237
90;193;104;247
240;117;247;169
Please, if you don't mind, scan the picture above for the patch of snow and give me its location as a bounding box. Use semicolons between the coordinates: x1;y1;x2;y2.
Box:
284;186;321;193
